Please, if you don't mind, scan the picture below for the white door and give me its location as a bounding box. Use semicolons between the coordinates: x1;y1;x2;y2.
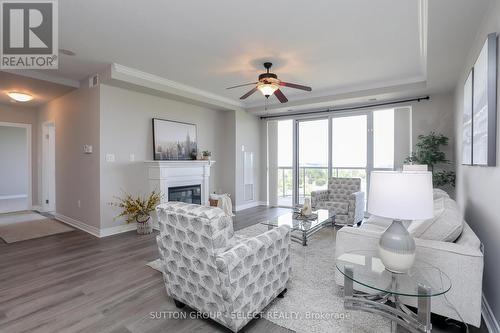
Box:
42;123;56;212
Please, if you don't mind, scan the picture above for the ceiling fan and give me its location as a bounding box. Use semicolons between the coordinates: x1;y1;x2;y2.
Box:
226;62;312;103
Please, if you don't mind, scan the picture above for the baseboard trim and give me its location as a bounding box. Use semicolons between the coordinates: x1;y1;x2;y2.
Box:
99;223;138;237
54;213;160;238
483;293;500;333
53;213;100;238
31;205;42;212
234;201;267;212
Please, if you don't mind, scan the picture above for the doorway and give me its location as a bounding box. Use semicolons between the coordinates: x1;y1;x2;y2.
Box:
0;122;31;213
42;122;55;212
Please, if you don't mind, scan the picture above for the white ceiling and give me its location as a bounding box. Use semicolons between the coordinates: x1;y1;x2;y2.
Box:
2;0;491;112
0;72;75;107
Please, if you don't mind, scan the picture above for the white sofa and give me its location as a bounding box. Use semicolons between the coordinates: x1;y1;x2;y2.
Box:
335;189;484;327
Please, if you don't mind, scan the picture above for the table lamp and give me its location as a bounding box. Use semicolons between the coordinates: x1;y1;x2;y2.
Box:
368;171;433;273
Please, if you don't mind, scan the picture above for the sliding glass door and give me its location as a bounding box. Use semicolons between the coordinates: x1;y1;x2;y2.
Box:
272;108;398;208
297;118;329;204
331;114;368;194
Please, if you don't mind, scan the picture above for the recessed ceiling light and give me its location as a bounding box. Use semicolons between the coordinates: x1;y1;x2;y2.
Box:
7;92;33;102
59;48;76;56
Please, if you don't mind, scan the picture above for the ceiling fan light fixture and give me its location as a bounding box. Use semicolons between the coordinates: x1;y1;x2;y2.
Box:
7;92;33;102
257;82;279;97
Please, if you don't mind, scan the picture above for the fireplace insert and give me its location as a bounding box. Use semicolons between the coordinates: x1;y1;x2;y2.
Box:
168;185;201;205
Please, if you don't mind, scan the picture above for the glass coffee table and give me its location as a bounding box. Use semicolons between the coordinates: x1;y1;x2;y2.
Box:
261;209;335;246
336;250;451;333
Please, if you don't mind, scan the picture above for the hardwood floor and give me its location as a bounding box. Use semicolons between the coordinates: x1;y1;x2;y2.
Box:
0;206;292;333
0;206;488;333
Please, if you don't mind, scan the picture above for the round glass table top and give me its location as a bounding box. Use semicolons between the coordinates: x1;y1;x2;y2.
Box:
336;250;452;297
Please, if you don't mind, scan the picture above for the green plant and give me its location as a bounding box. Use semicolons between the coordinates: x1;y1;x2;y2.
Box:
405;132;455;187
202;150;211;157
110;191;161;223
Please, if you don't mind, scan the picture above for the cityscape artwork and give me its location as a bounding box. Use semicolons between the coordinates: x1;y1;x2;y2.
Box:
153;118;197;160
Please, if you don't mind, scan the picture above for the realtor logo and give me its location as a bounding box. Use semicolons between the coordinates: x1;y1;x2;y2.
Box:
1;0;58;69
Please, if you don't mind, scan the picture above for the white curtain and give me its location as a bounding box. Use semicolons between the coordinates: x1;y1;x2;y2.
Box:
267;121;279;207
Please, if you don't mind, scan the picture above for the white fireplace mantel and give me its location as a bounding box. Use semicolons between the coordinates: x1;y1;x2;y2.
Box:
145;160;215;205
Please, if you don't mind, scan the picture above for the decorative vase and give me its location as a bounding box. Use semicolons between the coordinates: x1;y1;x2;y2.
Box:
136;215;153;235
302;197;312;216
378;220;415;273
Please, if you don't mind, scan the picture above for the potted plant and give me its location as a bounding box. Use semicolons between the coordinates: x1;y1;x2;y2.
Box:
404;132;456;188
110;191;161;234
202;150;212;160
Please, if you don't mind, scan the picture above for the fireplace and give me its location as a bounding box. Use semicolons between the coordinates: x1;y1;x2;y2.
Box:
168;185;202;205
146;160;214;206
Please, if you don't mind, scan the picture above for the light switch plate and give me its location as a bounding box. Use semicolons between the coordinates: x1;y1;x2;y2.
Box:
83;145;93;154
129;154;135;162
106;153;115;162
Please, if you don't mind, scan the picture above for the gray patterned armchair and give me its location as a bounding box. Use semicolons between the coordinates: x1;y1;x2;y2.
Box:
310;177;364;225
156;202;291;332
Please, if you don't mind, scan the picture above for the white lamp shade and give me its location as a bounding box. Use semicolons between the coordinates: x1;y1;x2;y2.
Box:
368;171;434;220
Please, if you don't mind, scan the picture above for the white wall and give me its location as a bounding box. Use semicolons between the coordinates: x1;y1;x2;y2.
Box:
37;83;101;228
454;0;500;323
0;104;38;203
0;126;28;196
410;92;455;164
99;84;237;228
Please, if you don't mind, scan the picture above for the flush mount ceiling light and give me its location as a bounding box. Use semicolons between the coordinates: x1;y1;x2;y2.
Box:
7;92;33;102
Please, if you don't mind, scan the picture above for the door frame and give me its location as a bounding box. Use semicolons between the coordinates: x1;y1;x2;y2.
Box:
41;121;56;212
0;121;32;211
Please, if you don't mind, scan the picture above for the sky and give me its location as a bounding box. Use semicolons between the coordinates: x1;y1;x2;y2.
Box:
277;109;394;169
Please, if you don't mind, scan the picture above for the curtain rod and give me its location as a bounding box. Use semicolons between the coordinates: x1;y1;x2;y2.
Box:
259;95;430;119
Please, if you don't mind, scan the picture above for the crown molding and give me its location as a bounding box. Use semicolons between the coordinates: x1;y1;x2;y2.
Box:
109;63;243;110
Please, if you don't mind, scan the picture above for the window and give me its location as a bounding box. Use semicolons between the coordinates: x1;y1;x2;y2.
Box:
332;115;367;168
298;119;329;203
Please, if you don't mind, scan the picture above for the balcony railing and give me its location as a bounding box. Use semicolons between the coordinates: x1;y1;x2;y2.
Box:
277;166;367;207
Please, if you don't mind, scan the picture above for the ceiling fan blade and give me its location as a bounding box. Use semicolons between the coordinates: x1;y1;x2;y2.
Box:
280;81;312;91
274;89;288;103
226;82;257;89
240;87;258;99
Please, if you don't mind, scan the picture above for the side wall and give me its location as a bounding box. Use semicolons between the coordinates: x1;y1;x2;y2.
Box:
0;104;38;204
454;0;500;324
0;126;28;195
98;84;237;228
37;83;101;229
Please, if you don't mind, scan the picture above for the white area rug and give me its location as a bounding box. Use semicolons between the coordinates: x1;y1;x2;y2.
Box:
148;224;391;333
0;211;74;243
